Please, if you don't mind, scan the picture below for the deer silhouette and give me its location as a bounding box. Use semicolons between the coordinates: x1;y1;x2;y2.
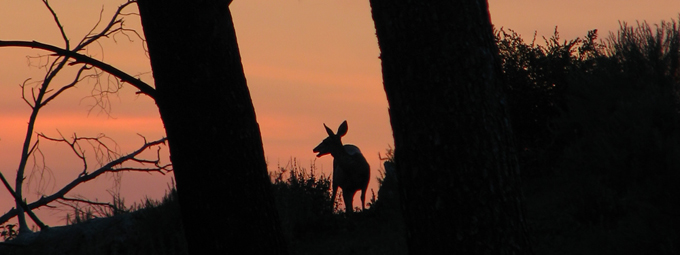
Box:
313;120;370;214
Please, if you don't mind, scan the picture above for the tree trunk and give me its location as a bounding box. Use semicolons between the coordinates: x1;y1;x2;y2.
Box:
369;1;532;254
136;1;287;254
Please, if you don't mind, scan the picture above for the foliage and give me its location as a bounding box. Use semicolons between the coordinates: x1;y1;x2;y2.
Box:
497;17;680;254
65;192;134;225
67;183;186;253
0;183;187;255
559;18;680;182
0;224;18;241
269;155;407;255
270;159;335;240
371;146;400;212
495;27;589;178
127;184;187;255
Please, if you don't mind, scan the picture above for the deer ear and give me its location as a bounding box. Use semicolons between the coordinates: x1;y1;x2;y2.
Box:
337;120;348;137
324;123;335;136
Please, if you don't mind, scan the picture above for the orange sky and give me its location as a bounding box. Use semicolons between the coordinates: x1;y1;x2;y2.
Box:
1;0;678;227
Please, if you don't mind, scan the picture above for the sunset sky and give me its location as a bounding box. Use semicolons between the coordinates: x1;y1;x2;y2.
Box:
1;0;678;226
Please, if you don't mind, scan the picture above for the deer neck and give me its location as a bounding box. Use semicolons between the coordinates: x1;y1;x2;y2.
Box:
331;145;362;165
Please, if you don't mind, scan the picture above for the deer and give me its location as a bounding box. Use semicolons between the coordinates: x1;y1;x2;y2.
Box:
313;120;370;214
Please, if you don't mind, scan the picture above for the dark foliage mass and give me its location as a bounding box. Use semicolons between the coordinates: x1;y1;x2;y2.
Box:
270;160;334;240
0;187;187;255
498;17;680;254
269;159;406;255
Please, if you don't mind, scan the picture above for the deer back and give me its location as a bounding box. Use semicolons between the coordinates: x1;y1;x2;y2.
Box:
332;144;370;191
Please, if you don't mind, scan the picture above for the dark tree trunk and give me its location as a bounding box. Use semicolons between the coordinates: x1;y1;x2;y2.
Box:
369;1;532;254
136;1;287;254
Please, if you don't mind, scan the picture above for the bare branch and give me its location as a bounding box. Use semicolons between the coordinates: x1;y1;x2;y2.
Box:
42;55;69;83
19;79;35;109
26;146;56;198
41;64;93;107
0;40;156;98
84;69;124;116
38;132;90;176
80;6;106;48
0;0;155;231
0;137;169;225
12;55;71;232
60;196;113;209
42;0;69;50
76;1;137;51
56;197;114;224
0;168;49;231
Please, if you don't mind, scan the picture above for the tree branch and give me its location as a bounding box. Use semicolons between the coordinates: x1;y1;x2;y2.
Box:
0;137;169;225
59;196;113;208
77;0;137;51
0;40;156;99
0;170;48;230
41;65;93;107
0;0;156;233
42;0;70;50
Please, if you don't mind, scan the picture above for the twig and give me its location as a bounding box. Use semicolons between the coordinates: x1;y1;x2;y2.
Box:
42;0;70;50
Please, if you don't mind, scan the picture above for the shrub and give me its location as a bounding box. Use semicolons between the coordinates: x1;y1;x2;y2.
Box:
0;224;18;241
372;146;400;213
270;159;334;240
495;27;589;178
498;17;680;254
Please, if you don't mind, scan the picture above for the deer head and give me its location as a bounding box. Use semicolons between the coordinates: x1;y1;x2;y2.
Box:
313;120;348;157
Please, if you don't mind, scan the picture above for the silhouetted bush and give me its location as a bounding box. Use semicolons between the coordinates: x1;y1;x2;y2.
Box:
559;18;680;184
270;159;335;240
497;16;680;255
495;27;586;178
372;146;400;213
269;156;407;255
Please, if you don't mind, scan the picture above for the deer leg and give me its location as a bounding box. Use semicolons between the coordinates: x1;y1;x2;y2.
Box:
331;185;339;212
343;190;355;214
360;188;367;211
